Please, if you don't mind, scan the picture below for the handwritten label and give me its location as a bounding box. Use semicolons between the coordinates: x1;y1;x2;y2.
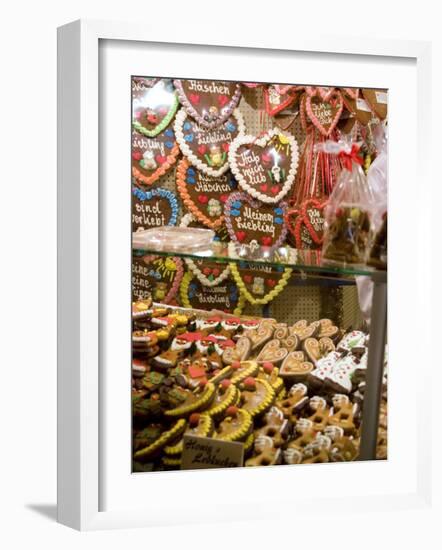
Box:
356;98;371;112
375;91;388;104
181;435;244;470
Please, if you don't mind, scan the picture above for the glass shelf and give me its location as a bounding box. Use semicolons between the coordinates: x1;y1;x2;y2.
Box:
132;240;387;283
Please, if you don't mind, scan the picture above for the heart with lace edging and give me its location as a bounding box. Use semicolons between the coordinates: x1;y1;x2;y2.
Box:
305;89;344;137
174;108;246;177
176;158;237;229
228;129;299;204
131;127;180;187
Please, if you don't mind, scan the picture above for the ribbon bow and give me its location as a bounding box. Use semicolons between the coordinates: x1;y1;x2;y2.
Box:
338;144;363;171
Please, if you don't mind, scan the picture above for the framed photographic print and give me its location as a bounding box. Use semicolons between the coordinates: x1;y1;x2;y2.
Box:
57;19;431;530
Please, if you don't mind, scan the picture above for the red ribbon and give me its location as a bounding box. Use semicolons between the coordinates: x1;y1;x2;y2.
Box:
338;144;363;171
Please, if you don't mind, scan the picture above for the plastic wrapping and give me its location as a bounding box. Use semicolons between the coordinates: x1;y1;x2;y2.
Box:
367;125;387;269
316;138;376;266
132;227;215;253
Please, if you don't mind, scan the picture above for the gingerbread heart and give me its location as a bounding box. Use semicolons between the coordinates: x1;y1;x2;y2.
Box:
225;192;288;255
175;108;245;177
280;352;314;381
318;319;339;340
302;198;327;244
184;258;231;287
305;90;344;137
132;78;179;137
176;158;237;229
131;128;180;187
174;79;242;129
222;335;252;365
256;339;288;364
290;320;320;340
132;187;178;232
228;129;299;203
248;321;275;351
286;208;319;250
132;255;184;303
264;84;297;116
229;258;292;306
180;272;245;315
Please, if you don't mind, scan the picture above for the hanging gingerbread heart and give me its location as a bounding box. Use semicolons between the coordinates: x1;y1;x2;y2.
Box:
174;79;242;129
229;255;292;306
132;78;179;137
174;108;245;177
301;198;327;245
132;255;184;303
184;258;231;287
225;192;288;254
361;89;388;120
132;187;178;232
176;158;237;229
264;84;297;116
305;90;344;137
228;129;299;204
131;128;180;187
180;272;245;315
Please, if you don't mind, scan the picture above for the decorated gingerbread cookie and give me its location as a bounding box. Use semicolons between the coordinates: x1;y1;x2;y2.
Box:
264;84;297;116
180;272;245;315
174;79;242;129
131;128;180;187
229;257;292;305
132;255;183;303
225;192;288;254
174;108;245;177
132;78;179;137
228;129;299;203
132;187;178;232
176;158;237;229
303;89;344;137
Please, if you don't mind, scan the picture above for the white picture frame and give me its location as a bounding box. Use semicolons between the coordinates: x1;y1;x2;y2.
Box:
57;19;432;531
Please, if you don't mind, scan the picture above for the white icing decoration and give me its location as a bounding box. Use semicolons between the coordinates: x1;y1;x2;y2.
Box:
227;128;299;204
174;107;246;177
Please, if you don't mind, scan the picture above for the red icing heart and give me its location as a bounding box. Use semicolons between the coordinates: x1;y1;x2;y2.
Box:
266;279;276;287
243;274;253;284
198;144;207;154
222;142;230;152
218;94;229;106
203;267;212;275
260;184;268;192
198;195;209;204
155;154;167;164
261;236;272;246
132;151;142;161
236;231;246;242
220;194;229;203
261;152;272;164
189;93;200;105
271;186;279;195
212;268;220;276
